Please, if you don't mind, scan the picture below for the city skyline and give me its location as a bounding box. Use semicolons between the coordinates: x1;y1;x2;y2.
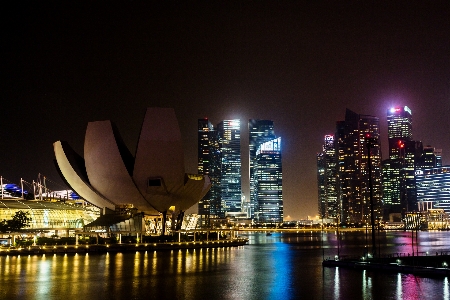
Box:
2;2;450;220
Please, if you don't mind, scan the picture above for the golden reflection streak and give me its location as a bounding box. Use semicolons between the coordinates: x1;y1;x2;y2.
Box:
72;253;80;283
85;253;89;267
3;256;10;276
114;253;124;294
62;253;68;279
133;251;140;278
104;253;110;279
151;251;157;276
177;250;184;274
142;251;148;277
52;254;57;275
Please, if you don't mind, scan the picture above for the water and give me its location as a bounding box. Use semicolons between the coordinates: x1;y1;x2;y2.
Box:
1;231;450;299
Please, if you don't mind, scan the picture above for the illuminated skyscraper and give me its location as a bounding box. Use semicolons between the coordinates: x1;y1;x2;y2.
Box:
198;118;283;223
387;106;412;158
198;119;242;220
317;135;338;220
383;106;416;215
336;109;382;224
197;119;220;225
255;137;283;222
217;120;242;217
416;166;450;214
249;119;275;219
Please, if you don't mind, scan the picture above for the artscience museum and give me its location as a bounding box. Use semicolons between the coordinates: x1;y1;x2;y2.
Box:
54;107;210;235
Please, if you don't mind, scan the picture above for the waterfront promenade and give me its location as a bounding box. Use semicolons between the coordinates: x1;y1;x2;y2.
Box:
0;238;249;256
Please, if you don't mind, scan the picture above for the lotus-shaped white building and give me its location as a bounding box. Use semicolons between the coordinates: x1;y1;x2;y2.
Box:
53;108;210;227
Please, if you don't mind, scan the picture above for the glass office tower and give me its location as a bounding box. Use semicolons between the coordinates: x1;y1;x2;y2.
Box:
255;137;283;222
317;135;338;220
217;120;242;217
387;106;412;158
249;119;276;219
197;119;221;225
383;106;416;214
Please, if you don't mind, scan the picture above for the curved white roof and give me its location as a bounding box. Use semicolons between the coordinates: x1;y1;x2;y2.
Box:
84;121;159;215
54;107;210;216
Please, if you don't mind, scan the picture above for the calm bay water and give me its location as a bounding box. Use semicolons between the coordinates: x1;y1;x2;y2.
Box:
1;231;450;299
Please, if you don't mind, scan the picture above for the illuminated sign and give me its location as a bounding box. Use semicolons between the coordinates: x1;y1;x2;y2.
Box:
389;106;411;115
257;137;281;154
228;120;240;128
404;106;412;114
325;135;334;142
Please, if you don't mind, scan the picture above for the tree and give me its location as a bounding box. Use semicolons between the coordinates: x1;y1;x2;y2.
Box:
0;211;32;232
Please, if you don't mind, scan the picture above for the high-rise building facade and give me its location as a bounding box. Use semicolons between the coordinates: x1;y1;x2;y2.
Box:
316;135;338;220
387;106;412;158
249;120;276;219
217;120;242;217
336;109;382;225
416;167;450;214
255;137;283;222
197;119;221;224
198;118;282;224
383;106;416;215
416;142;443;169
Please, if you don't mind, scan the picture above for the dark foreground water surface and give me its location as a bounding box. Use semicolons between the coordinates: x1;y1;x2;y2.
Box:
1;230;450;300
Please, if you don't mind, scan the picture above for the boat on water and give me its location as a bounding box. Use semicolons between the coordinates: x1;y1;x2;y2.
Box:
266;232;272;236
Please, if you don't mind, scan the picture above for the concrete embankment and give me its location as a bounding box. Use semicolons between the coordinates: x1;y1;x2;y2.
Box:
0;238;248;256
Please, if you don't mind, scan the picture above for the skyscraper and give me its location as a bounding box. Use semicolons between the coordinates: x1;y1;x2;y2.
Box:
416;167;450;214
197;119;220;225
383;106;416;215
198;118;282;224
416;142;443;169
255;137;283;222
198;119;242;220
387;106;412;158
317;135;338;220
336;109;382;225
249;119;276;219
217;120;242;217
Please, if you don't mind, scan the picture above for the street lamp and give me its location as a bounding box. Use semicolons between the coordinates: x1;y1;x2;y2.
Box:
365;134;378;258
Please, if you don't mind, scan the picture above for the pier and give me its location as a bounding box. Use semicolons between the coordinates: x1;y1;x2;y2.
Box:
323;252;450;277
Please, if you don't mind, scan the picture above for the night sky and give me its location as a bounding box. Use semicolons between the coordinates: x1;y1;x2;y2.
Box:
2;2;450;220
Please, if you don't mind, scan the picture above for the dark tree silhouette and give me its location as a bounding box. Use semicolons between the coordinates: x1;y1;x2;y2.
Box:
0;211;32;232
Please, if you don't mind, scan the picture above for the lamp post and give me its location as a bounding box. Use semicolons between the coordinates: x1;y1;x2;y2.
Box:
365;134;378;258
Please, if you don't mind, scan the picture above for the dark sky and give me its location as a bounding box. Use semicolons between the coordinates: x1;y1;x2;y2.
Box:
2;1;450;220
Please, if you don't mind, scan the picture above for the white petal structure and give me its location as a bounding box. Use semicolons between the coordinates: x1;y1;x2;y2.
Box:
53;107;210;216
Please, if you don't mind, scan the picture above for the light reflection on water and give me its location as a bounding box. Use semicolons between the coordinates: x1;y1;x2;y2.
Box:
0;231;449;299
